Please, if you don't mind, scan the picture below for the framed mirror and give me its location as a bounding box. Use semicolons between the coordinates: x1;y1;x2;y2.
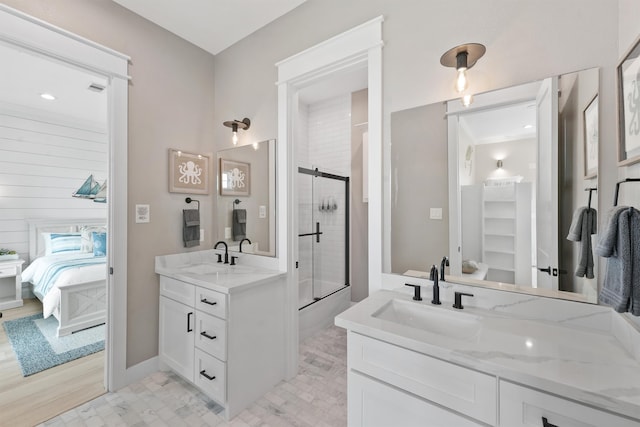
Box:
216;139;276;256
388;67;599;303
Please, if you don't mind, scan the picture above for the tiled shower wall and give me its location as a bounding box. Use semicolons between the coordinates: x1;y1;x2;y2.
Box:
297;94;351;305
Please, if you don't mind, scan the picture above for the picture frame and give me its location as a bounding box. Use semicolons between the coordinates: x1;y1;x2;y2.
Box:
220;158;250;196
168;149;210;194
617;35;640;166
582;94;598;179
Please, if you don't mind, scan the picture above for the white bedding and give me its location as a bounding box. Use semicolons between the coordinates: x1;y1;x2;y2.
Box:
22;253;106;318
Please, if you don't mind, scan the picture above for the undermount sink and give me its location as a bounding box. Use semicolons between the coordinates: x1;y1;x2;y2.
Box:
372;298;482;340
180;263;257;275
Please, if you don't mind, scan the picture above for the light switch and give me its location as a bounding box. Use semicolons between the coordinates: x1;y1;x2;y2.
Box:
135;204;150;223
430;208;443;220
225;227;231;239
200;229;204;242
259;205;267;218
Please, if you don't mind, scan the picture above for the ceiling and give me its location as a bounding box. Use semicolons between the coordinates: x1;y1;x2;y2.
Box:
459;101;538;146
112;0;308;55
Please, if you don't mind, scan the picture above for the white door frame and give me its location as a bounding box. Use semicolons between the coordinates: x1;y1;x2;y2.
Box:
0;4;130;391
276;16;383;377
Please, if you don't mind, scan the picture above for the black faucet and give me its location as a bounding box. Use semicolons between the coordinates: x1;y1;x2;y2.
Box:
453;291;474;309
214;241;229;264
239;238;252;253
429;265;441;305
404;283;422;301
440;256;449;282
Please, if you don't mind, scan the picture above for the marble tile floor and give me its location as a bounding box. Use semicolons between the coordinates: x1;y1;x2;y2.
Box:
39;325;347;427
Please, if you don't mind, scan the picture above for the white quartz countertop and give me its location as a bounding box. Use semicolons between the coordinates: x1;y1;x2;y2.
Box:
155;250;285;294
335;290;640;421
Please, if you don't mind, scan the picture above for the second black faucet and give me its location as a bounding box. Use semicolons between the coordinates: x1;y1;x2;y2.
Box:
429;265;441;305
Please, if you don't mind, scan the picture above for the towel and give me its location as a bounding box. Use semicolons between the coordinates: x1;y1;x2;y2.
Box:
183;209;200;248
232;209;246;241
596;206;640;315
566;207;597;278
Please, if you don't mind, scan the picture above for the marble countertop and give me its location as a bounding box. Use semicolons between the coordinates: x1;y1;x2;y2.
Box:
335;289;640;421
155;249;285;294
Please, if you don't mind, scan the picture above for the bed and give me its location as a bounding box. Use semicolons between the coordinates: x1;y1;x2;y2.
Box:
22;218;107;337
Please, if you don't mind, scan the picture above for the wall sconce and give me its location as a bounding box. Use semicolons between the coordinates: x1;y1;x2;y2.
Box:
497;159;504;169
223;118;251;145
440;43;486;106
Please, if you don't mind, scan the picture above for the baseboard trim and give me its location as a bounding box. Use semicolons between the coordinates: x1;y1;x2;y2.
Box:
122;356;158;389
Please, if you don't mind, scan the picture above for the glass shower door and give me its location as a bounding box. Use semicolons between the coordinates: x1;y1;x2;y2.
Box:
298;167;349;309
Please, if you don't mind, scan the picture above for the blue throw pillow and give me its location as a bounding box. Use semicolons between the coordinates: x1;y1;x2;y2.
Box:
92;232;107;257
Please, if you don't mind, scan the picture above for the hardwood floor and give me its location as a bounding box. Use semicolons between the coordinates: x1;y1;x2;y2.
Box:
0;298;105;427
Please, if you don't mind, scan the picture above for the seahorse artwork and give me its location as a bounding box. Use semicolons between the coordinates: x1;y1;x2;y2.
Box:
178;160;202;185
627;68;640;137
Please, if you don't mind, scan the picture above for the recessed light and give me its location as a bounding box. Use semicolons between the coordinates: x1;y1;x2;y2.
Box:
40;93;56;101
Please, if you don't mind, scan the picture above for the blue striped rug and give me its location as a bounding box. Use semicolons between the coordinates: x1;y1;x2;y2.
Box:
3;313;104;377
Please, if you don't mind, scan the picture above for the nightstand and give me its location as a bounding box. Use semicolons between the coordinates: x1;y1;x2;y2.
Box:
0;259;25;310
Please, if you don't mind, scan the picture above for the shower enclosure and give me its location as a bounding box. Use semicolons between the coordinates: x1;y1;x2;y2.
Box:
297;167;350;312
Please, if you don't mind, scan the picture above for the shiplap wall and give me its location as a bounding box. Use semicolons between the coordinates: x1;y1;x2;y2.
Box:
0;105;107;263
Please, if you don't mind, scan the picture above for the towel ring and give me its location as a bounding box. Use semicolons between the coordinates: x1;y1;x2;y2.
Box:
613;178;640;206
233;199;241;210
185;197;200;211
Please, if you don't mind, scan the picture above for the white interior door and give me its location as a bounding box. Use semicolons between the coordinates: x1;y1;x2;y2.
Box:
535;77;559;289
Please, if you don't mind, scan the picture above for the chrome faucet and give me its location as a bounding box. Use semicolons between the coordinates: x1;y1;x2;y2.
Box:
239;238;252;253
214;241;229;264
440;256;449;282
429;265;441;305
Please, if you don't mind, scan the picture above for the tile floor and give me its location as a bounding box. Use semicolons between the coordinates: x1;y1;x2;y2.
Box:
39;325;347;427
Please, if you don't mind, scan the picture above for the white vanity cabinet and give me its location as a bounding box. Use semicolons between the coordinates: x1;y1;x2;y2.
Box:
347;331;495;427
158;272;286;420
499;381;640;427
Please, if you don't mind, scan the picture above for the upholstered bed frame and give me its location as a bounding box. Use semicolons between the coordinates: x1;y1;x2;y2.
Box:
27;218;107;337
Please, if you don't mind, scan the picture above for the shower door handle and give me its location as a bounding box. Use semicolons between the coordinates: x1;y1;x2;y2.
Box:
298;222;323;243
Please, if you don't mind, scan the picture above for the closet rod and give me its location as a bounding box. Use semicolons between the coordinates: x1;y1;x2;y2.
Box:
613;178;640;206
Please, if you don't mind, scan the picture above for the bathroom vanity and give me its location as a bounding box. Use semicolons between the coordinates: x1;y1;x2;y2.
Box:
336;287;640;427
155;250;286;420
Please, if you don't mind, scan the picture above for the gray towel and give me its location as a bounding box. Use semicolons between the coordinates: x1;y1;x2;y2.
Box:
596;206;640;315
566;207;597;278
232;209;246;241
183;209;200;248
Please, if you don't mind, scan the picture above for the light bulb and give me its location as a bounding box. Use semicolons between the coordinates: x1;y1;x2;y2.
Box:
232;131;238;145
461;94;473;107
455;68;468;93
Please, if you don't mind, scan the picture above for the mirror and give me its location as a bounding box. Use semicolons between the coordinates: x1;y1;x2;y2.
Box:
388;68;599;303
216;139;276;256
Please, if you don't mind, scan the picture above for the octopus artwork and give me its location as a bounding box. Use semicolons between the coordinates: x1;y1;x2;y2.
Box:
178;160;202;185
628;69;640;139
227;167;246;189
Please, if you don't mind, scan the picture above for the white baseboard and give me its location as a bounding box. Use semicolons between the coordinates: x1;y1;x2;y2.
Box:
121;356;159;389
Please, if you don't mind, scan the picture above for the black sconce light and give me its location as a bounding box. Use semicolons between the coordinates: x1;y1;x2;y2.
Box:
223;118;251;145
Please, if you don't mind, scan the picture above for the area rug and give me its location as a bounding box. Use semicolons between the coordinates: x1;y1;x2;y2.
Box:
3;313;104;377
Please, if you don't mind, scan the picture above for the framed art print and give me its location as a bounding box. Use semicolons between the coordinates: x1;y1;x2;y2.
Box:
617;35;640;165
583;94;598;179
169;149;210;194
220;158;250;196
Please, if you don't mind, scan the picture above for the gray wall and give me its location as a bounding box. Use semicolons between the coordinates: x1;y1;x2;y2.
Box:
390;102;449;274
4;0;216;367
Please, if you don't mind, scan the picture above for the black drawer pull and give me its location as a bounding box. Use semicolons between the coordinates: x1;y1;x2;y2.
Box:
200;331;217;340
187;312;193;332
199;370;216;381
542;417;558;427
200;298;217;306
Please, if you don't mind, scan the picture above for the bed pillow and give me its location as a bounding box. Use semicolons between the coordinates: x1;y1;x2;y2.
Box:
92;231;107;257
43;232;82;255
80;225;107;253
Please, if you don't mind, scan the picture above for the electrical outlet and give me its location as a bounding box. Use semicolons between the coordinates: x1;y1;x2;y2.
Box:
225;227;231;239
259;205;267;218
200;229;204;242
430;208;443;220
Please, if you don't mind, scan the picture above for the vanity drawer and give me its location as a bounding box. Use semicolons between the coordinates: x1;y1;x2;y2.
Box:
195;348;226;404
348;332;496;425
499;381;640;427
0;264;16;278
195;286;227;319
195;311;226;361
159;276;195;306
